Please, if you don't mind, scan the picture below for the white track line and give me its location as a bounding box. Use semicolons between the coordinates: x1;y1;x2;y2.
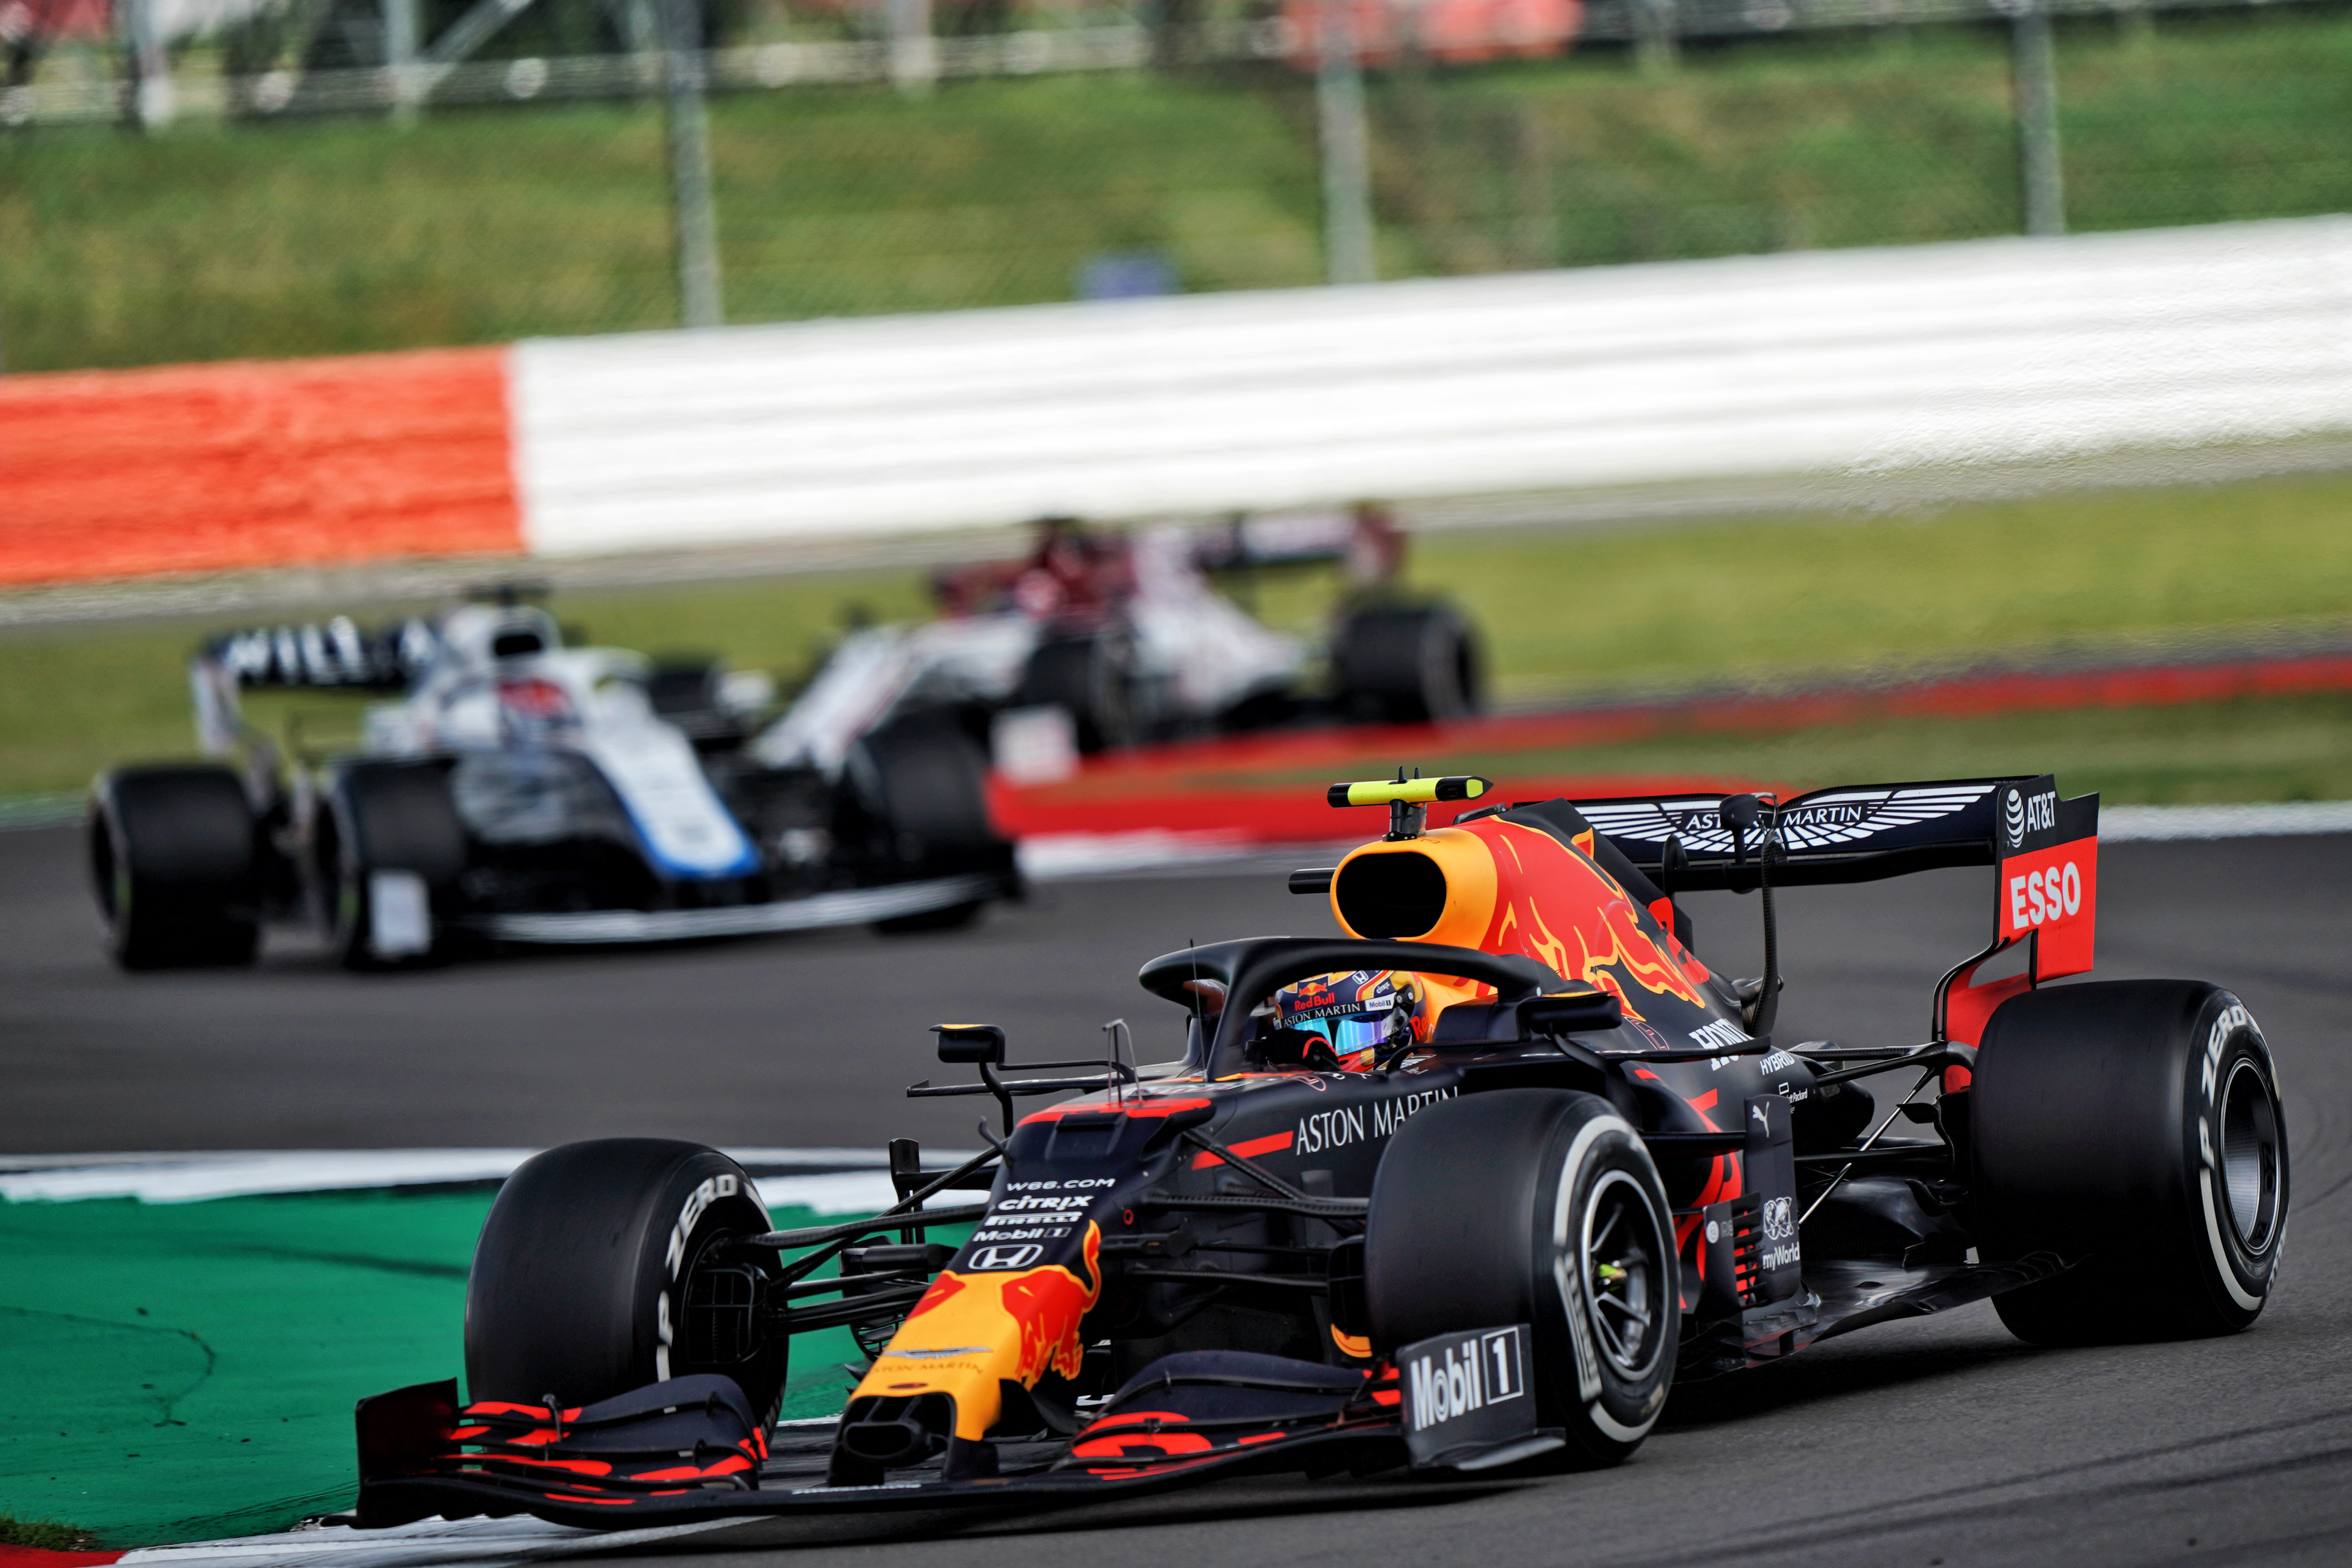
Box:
2098;801;2352;840
115;1515;745;1568
0;1147;981;1207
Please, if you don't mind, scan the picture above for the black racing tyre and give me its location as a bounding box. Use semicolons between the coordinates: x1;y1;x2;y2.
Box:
89;765;261;970
465;1139;787;1424
645;659;746;744
1973;980;2288;1345
1016;634;1137;753
1331;602;1482;724
317;762;466;970
1365;1089;1677;1467
848;712;1005;889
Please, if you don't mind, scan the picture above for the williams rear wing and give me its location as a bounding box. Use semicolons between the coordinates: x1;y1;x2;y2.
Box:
1570;777;2098;893
190;617;436;755
197;618;435;691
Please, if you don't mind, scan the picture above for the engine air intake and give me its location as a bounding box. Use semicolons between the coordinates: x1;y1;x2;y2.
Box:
1334;851;1448;939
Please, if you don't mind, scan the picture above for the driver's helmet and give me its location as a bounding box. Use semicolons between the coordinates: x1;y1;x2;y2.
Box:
1271;969;1425;1071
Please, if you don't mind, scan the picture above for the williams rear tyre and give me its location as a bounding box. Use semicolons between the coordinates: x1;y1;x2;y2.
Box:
1365;1089;1677;1468
89;765;261;970
316;762;467;970
1015;634;1138;753
1331;602;1482;724
1972;980;2288;1345
464;1138;788;1423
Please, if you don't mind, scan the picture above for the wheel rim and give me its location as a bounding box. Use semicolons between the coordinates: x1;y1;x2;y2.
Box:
1579;1169;1668;1380
2218;1058;2281;1254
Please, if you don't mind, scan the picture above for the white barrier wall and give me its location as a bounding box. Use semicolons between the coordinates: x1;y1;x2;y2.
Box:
512;216;2352;558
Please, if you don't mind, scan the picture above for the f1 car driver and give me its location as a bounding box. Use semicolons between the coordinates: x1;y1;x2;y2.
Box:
1259;969;1428;1071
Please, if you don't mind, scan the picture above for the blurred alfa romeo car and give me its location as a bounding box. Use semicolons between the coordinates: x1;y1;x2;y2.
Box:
348;769;2286;1526
755;509;1483;784
89;593;1015;970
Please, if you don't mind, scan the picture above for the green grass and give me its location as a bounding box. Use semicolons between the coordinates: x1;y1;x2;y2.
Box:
2;468;2348;802
0;1513;100;1550
9;13;2352;369
1393;13;2352;271
0;75;1325;373
0;1190;957;1547
1406;469;2352;703
1417;695;2352;806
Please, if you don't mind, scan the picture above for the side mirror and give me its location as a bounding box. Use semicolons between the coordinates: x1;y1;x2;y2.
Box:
933;1023;1006;1065
1518;990;1625;1038
1720;793;1761;832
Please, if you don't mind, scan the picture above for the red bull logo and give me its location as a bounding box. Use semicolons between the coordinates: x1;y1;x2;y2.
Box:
1479;823;1706;1010
852;1223;1103;1439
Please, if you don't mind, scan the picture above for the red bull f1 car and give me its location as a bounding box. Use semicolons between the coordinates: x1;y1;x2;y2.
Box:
351;771;2288;1524
88;593;1016;969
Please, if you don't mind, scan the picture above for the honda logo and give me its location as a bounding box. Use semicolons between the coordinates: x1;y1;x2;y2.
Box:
967;1244;1044;1271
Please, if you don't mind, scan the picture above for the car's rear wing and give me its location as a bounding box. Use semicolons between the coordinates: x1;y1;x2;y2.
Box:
189;616;436;756
1570;777;2100;1043
1570;777;2096;894
196;617;436;692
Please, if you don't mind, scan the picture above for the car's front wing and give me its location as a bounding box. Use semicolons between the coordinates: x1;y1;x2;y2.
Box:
352;1377;1406;1532
454;872;1013;946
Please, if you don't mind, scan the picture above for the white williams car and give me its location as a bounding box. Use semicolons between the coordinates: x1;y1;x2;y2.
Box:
88;595;1016;970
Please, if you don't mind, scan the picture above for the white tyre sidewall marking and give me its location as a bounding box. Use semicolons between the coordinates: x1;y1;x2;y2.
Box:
1548;1111;1664;1446
2196;1009;2273;1314
655;1169;754;1384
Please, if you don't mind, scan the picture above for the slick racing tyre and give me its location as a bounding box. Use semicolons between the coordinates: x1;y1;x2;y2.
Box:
1016;633;1138;753
465;1139;788;1424
1331;602;1481;724
1973;980;2288;1344
847;711;1008;931
1365;1089;1677;1467
89;765;261;969
317;762;466;969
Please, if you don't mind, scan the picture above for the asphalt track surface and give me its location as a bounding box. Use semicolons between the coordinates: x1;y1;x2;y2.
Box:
4;823;2350;1567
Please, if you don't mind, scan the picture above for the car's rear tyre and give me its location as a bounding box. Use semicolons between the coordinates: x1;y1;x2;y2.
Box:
465;1138;787;1424
89;765;261;970
1332;602;1481;724
847;712;1008;935
1016;634;1138;752
1366;1089;1677;1467
317;762;466;970
1973;980;2288;1345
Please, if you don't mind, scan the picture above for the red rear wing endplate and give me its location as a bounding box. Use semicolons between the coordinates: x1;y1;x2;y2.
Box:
1934;784;2100;1058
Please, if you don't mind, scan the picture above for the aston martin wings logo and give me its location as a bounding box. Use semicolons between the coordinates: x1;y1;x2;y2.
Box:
1577;784;1999;855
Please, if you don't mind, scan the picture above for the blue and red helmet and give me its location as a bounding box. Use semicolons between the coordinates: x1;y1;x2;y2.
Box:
1271;969;1424;1070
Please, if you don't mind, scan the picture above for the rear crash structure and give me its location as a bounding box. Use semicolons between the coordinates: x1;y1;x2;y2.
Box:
353;772;2288;1524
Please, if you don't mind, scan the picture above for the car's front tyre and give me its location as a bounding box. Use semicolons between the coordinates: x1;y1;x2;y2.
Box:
465;1138;788;1423
1365;1089;1678;1467
316;761;466;969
